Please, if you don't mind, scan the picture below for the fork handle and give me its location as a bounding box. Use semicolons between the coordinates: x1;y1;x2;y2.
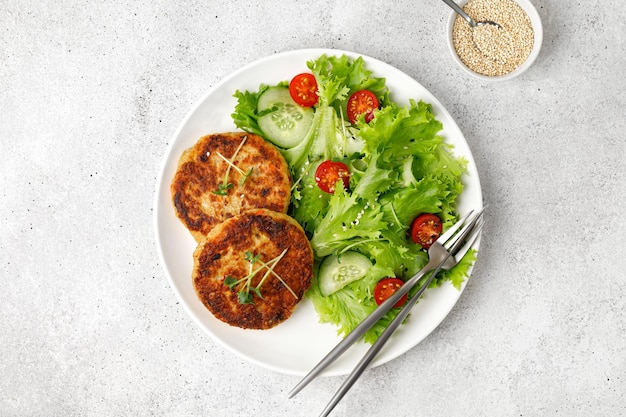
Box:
288;258;439;399
318;266;443;417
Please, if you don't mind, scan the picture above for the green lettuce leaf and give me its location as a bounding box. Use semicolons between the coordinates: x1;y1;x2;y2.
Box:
307;54;389;110
308;185;387;258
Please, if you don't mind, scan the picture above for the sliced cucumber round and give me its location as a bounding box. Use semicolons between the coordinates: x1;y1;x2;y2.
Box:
257;86;292;111
318;251;373;296
257;87;313;149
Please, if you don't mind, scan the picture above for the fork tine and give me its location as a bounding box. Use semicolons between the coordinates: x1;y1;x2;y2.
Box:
438;209;473;245
443;208;484;251
453;218;483;262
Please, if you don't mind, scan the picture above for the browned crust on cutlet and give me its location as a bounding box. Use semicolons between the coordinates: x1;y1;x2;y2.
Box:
192;209;313;330
171;132;291;242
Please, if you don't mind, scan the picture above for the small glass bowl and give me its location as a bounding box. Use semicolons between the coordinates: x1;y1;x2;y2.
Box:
446;0;543;81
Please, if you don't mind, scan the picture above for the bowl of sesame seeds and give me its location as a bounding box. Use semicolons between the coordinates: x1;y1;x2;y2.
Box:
446;0;543;81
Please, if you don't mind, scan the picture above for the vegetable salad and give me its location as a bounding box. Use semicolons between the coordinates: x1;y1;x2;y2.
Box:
231;54;475;343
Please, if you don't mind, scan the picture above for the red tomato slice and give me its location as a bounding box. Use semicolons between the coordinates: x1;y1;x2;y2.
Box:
346;90;379;124
410;213;443;249
289;73;318;107
374;278;407;308
314;160;350;194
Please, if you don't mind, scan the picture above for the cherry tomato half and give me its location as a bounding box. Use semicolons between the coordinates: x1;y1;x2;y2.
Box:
374;278;407;308
289;73;318;107
314;160;350;194
410;213;443;249
346;90;379;124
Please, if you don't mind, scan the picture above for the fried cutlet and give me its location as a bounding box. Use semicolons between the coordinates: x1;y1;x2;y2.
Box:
171;132;291;242
192;209;313;330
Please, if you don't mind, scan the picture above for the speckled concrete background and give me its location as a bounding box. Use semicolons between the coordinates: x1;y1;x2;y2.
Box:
1;1;624;416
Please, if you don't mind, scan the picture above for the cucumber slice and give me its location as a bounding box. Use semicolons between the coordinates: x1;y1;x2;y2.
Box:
257;86;292;111
257;87;313;148
318;251;373;296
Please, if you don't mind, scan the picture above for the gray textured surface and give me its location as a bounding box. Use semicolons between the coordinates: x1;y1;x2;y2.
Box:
1;1;625;416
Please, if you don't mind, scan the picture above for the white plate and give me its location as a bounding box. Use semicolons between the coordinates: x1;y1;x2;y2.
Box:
153;48;483;376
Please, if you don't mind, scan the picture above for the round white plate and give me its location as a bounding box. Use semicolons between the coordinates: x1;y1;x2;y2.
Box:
153;48;483;376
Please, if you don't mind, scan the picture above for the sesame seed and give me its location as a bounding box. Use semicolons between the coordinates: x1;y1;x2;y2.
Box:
452;0;534;77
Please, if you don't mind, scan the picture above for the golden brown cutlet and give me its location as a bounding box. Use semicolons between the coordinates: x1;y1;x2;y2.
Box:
171;132;291;242
192;209;313;329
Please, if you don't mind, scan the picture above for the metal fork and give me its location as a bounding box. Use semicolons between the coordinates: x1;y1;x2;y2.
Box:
288;209;484;414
